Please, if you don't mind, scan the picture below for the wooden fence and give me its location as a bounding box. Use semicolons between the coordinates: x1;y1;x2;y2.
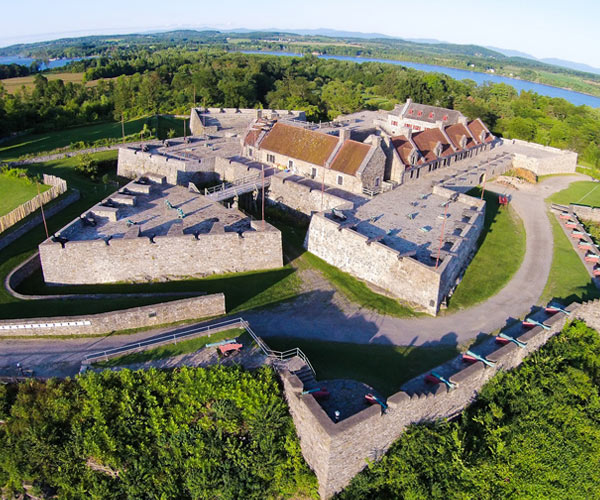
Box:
0;174;68;233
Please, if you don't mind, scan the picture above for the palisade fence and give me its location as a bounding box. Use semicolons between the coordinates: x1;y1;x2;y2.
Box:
0;174;67;233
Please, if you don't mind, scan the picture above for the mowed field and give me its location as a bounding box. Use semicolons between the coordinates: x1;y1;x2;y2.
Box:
0;115;186;161
0;72;107;94
0;174;50;216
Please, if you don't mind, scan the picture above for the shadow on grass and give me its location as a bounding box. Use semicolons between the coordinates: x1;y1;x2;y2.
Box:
266;336;459;397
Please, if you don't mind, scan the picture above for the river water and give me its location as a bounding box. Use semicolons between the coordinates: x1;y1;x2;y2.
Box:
0;56;85;70
240;50;600;108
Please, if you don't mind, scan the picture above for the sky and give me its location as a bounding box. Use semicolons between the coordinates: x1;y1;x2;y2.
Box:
1;0;599;68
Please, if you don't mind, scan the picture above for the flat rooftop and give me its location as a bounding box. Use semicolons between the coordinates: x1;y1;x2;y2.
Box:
64;183;252;242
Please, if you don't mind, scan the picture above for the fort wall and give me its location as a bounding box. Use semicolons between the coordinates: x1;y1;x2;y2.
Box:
39;221;283;285
283;300;592;498
268;174;353;216
571;203;600;223
0;294;226;337
510;139;577;175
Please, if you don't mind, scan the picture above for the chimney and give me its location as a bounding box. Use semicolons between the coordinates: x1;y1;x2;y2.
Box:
256;109;262;119
338;128;350;143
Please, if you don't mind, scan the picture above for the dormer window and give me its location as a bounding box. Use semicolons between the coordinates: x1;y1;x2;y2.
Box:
460;135;467;149
434;142;444;157
409;150;419;166
480;130;487;142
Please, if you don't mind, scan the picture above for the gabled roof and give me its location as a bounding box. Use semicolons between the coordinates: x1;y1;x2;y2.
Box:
445;123;476;150
401;103;463;125
330;140;371;175
467;118;494;144
391;135;420;167
244;128;262;147
411;127;454;162
259;122;338;167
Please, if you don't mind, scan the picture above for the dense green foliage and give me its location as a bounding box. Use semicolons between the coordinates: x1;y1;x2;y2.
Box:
0;366;317;499
338;320;600;499
1;50;599;163
0;168;49;216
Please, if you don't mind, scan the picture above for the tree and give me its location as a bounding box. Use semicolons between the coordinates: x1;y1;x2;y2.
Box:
321;80;362;120
75;153;98;180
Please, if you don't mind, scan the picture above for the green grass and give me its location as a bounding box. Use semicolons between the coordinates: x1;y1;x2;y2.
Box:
95;327;246;367
0;115;186;161
447;189;526;311
267;336;458;397
547;181;600;207
540;214;600;304
0;174;50;216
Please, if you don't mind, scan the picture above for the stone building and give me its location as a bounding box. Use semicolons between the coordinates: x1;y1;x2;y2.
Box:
242;121;387;195
383;98;466;135
38;175;283;285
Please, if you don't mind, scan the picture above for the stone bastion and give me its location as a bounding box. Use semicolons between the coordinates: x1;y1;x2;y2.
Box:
38;175;283;285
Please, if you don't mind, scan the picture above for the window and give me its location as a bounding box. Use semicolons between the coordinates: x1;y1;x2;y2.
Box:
311;167;317;178
337;175;344;186
248;147;253;157
375;177;380;187
417;111;423;117
408;109;414;115
391;120;398;126
442;115;448;121
266;153;275;163
428;112;434;119
288;159;294;169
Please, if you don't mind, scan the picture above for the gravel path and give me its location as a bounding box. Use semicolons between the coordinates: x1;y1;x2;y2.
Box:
0;175;587;376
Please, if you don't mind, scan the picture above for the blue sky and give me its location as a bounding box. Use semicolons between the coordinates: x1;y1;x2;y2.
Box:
2;0;599;67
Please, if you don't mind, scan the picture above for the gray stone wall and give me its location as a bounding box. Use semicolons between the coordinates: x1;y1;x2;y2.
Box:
117;147;208;185
0;294;226;337
283;301;594;498
510;139;578;175
305;213;442;314
39;222;283;285
358;145;387;192
572;204;600;223
268;174;353;216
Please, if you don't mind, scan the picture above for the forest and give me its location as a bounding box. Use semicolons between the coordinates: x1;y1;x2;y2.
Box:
1;50;600;167
338;320;600;499
0;366;317;499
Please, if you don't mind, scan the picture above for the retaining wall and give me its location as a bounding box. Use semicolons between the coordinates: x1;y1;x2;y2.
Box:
283;301;590;498
571;203;600;223
0;174;68;233
39;220;283;285
509;139;577;175
268;174;354;216
304;191;484;314
0;294;226;337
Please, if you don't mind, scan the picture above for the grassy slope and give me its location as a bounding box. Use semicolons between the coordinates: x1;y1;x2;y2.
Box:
0;174;50;216
96;327;246;367
447;189;526;311
1;72;87;93
0;115;186;161
267;336;458;397
547;180;600;206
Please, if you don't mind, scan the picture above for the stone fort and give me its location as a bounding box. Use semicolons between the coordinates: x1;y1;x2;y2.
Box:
39;103;577;314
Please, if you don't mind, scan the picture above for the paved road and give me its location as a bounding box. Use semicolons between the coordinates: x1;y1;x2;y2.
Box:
0;174;588;376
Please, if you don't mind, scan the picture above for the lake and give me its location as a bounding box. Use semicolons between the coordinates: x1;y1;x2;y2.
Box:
240;50;600;109
0;56;86;70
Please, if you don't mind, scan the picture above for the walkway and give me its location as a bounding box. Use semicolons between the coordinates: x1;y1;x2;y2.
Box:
0;175;587;376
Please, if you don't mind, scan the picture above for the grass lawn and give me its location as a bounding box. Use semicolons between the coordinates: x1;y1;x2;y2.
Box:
446;188;526;311
95;327;246;367
1;72;87;93
540;214;600;304
0;115;186;161
267;336;458;397
0;174;50;216
547;181;600;207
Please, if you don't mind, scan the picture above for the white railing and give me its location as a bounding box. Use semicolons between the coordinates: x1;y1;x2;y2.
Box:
83;317;316;376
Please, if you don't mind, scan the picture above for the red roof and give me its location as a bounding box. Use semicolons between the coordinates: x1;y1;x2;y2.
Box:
445;123;476;150
411;128;454;162
259;122;338;167
391;135;420;167
467;119;494;144
330;140;371;175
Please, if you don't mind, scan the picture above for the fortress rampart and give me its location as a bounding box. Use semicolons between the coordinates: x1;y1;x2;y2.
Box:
304;188;485;314
282;300;595;498
571;203;600;223
509;138;577;175
39;220;282;285
0;294;225;337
